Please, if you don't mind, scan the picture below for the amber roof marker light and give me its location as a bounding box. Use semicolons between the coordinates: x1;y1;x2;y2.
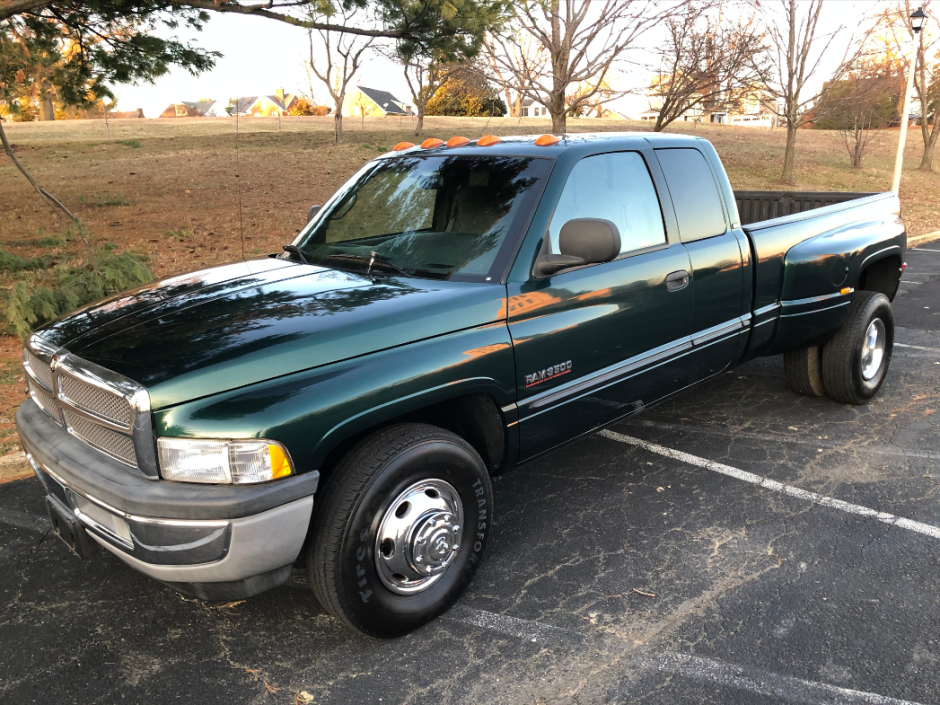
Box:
535;134;560;146
421;137;445;149
477;134;501;147
392;142;415;151
447;136;470;147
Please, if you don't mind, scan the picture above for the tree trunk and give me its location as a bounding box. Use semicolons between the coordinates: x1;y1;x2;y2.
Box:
781;122;798;183
333;95;343;145
918;122;938;171
413;106;424;136
38;83;55;121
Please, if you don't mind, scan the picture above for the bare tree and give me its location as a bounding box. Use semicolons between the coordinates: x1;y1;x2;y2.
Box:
482;29;548;117
307;7;375;145
485;0;675;134
818;72;895;167
872;1;940;171
401;52;448;136
757;0;870;183
649;1;768;132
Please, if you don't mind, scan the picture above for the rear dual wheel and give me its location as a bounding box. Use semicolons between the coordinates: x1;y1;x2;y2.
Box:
784;291;893;405
307;423;492;638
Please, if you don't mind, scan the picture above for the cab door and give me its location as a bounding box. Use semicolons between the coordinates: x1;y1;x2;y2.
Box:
507;151;697;460
655;147;749;379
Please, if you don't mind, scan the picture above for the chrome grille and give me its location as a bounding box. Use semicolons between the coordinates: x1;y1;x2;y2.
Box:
26;350;54;390
63;410;137;467
23;337;151;472
27;377;61;424
59;373;132;427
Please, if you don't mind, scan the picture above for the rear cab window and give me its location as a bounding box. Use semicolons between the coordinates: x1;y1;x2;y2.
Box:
655;148;728;242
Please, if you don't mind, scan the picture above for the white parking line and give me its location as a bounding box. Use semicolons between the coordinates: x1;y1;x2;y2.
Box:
599;430;940;541
448;605;580;642
649;651;928;705
450;608;927;704
895;342;940;353
909;247;940;253
618;419;940;461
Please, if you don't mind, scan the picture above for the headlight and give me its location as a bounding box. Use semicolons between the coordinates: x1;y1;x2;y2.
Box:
157;438;294;484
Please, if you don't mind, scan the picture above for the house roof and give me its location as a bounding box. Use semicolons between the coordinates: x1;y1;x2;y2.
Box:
233;94;296;113
180;100;215;114
357;86;408;114
233;96;259;113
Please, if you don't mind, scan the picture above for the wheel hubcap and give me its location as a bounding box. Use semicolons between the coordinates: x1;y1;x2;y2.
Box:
375;479;463;595
861;318;886;381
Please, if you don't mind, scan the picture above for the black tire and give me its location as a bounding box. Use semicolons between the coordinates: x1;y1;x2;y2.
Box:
307;423;493;637
784;345;827;397
821;291;894;405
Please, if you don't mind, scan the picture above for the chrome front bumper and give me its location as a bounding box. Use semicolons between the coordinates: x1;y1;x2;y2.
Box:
17;399;319;599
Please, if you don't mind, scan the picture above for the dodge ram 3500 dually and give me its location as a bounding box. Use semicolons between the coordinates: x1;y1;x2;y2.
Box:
17;132;906;637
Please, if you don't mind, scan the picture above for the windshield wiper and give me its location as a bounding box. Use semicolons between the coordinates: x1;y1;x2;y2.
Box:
327;252;414;277
281;245;310;265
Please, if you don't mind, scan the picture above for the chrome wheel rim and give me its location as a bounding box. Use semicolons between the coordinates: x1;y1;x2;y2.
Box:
861;318;886;381
374;479;463;595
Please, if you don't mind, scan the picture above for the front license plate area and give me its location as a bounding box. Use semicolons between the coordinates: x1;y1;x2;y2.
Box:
45;496;98;558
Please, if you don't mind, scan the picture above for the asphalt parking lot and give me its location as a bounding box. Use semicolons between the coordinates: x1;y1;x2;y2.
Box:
1;244;938;705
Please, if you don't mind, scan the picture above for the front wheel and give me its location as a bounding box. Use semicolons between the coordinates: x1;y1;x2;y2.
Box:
307;423;493;637
821;291;894;404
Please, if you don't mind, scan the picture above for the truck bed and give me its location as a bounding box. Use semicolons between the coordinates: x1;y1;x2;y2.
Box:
735;190;879;227
733;189;904;358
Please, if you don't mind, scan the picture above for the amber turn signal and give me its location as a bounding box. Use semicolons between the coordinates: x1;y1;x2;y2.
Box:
393;142;415;151
840;287;852;295
421;138;445;149
477;134;501;147
447;136;470;147
534;134;560;146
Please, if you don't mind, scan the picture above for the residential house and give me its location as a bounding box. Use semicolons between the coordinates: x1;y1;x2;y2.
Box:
342;86;411;118
641;79;776;128
159;100;216;118
231;89;299;117
519;98;550;118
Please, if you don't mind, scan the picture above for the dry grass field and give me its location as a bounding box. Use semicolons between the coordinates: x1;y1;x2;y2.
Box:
0;114;938;472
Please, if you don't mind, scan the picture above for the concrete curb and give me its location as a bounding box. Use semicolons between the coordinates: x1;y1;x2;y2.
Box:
910;230;940;246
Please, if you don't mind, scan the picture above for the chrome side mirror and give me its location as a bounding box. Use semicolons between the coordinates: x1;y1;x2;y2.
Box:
307;204;322;223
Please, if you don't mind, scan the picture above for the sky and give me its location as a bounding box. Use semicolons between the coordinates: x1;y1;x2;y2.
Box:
111;1;887;120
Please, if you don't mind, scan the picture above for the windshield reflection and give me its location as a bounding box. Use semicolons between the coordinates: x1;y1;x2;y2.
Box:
296;155;548;281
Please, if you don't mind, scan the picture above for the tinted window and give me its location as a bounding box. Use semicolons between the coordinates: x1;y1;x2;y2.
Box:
549;152;666;255
297;155;548;280
655;148;727;242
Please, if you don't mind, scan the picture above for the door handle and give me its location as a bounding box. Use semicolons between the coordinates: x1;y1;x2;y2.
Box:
665;270;690;292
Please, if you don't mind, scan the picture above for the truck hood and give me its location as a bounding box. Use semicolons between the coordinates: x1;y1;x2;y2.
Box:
37;259;508;410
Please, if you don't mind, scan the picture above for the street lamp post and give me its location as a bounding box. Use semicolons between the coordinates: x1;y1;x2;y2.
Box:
892;6;927;193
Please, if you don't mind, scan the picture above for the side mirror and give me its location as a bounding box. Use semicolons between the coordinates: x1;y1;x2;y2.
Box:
307;204;322;223
535;218;621;276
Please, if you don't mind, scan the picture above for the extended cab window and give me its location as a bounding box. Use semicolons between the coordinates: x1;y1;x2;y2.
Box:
297;155;548;281
655;148;727;242
549;152;666;255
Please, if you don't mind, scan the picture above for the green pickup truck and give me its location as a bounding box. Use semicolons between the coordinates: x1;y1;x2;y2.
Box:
17;132;905;637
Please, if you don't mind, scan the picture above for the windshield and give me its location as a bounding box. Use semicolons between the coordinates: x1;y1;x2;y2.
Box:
294;155;549;281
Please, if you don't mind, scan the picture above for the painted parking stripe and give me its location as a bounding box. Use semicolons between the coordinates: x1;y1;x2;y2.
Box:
618;419;940;461
599;430;940;541
448;605;581;642
909;247;940;253
895;342;940;353
451;609;926;704
648;651;928;705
